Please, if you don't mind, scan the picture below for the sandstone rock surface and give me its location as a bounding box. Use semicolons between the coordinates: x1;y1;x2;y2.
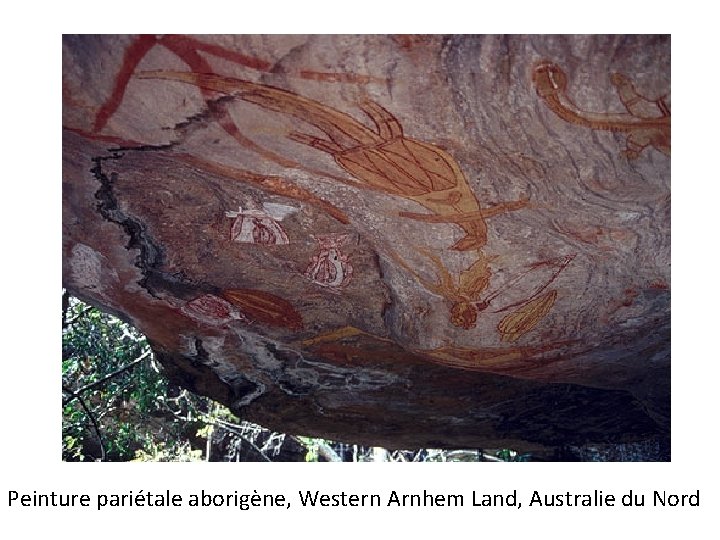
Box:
62;35;670;453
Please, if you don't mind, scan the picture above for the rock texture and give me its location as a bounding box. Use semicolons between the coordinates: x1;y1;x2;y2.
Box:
62;35;670;453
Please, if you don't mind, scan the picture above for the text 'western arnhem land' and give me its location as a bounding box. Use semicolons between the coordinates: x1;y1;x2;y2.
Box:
296;489;700;508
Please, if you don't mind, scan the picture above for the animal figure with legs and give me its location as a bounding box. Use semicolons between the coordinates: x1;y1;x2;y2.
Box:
533;61;670;159
137;70;529;252
404;249;574;334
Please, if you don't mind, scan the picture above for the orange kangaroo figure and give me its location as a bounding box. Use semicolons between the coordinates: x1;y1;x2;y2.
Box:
533;61;670;159
138;70;528;251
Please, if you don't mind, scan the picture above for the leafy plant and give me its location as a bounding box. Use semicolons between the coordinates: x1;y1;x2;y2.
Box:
62;292;208;461
62;291;529;462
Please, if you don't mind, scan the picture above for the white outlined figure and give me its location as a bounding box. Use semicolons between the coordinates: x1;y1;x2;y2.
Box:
305;234;353;289
225;202;298;245
180;294;248;326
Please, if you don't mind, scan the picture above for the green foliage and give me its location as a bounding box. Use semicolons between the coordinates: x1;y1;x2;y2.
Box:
297;436;321;462
495;449;532;462
62;293;209;461
62;292;529;462
133;438;203;462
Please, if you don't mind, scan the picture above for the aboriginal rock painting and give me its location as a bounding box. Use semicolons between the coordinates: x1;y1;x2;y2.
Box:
181;289;303;331
298;325;580;375
90;35;380;166
407;248;493;330
393;248;574;337
221;289;304;331
497;290;558;342
78;36;593;344
134;69;560;337
421;340;580;375
305;234;354;290
532;61;670;159
177;153;350;225
180;294;244;326
136;70;530;253
225;202;297;245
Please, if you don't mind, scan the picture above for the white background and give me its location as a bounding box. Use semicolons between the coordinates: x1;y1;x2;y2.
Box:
1;3;716;537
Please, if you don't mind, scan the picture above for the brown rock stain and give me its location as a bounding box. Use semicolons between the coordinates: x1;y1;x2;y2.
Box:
64;126;145;147
621;288;639;307
600;287;642;324
62;80;98;116
310;343;412;366
555;221;636;250
122;292;211;350
392;35;435;51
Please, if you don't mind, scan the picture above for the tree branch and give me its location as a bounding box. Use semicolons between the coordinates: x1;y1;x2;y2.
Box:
63;384;106;462
63;349;152;405
62;290;70;329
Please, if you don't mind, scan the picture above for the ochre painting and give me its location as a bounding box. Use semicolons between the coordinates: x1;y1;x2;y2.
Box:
136;69;530;253
64;35;669;375
63;35;670;457
221;289;304;331
533;61;670;159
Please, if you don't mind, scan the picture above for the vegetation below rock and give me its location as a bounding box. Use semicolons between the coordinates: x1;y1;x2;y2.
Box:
62;292;667;462
62;292;536;462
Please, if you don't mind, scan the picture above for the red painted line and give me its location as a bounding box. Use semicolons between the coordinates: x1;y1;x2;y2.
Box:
93;35;159;133
170;34;272;72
